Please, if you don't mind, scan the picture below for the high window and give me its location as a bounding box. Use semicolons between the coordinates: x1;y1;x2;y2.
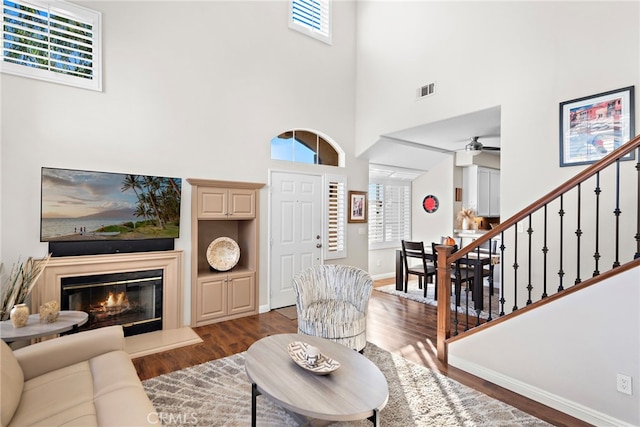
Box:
271;129;342;166
289;0;331;45
1;0;102;91
368;181;412;249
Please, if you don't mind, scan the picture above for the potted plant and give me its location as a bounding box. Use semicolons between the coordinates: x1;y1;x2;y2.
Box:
0;254;52;323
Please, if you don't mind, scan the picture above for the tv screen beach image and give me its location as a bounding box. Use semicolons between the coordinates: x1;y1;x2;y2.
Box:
41;168;182;242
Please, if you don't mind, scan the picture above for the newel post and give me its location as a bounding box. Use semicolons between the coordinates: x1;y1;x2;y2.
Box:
436;244;454;364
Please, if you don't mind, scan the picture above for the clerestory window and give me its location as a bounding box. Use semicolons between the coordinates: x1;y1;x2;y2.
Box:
1;0;102;91
289;0;331;45
271;129;342;167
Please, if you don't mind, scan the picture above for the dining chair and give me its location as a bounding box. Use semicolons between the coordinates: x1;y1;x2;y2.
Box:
401;240;436;297
431;242;476;307
477;239;498;295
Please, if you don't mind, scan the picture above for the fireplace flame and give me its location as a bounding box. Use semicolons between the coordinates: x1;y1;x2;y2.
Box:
102;291;130;310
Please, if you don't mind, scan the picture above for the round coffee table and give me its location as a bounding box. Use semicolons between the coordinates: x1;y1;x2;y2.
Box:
0;310;88;343
245;333;388;426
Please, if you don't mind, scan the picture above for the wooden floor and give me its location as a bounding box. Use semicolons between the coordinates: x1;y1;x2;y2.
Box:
133;278;590;427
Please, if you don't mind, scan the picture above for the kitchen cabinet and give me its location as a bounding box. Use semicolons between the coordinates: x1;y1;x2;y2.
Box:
188;179;264;326
462;166;500;217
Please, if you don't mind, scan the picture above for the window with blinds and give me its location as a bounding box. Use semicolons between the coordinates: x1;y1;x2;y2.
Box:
289;0;331;45
368;181;411;249
1;0;102;91
325;174;346;259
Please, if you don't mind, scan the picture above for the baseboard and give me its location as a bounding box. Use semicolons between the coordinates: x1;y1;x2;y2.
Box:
370;272;395;281
448;355;634;427
259;303;271;314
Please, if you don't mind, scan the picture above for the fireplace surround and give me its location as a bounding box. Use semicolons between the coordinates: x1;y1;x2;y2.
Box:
34;251;183;332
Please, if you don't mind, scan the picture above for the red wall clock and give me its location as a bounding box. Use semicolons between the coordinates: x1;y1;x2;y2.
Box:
423;195;439;213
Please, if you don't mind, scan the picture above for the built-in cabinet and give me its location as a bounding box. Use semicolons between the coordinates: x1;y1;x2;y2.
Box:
462;166;500;217
197;187;256;219
188;179;265;326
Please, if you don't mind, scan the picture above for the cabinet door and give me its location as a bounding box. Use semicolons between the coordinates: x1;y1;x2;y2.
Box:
197;276;227;321
489;170;500;216
197;188;227;219
476;169;491;216
227;273;255;315
228;189;255;218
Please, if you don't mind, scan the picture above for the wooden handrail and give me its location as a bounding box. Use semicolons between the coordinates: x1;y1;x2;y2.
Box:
449;134;640;263
436;133;640;363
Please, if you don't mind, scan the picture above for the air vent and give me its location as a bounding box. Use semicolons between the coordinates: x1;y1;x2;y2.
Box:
417;82;436;99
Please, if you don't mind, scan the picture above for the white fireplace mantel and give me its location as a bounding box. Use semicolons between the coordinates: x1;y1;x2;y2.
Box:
34;250;184;331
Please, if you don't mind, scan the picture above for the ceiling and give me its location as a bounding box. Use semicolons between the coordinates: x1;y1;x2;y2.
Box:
361;106;501;174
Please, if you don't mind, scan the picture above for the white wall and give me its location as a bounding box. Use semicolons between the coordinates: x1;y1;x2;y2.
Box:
355;2;639;424
0;1;365;322
412;156;456;244
449;265;640;426
355;0;639;220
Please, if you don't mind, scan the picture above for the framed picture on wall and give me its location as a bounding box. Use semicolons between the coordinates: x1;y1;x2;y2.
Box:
348;191;367;223
559;86;635;167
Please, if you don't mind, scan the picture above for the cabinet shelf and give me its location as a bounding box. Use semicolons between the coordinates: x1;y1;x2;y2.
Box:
197;266;254;278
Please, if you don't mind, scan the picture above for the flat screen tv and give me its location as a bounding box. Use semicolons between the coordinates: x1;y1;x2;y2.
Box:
41;167;182;249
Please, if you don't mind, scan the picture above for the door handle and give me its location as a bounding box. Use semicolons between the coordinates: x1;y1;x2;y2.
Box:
316;243;322;248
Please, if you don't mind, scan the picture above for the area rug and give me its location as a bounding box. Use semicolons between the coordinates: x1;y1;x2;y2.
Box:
375;280;501;320
142;342;549;426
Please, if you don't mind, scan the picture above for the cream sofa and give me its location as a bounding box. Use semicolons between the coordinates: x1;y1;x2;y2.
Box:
1;325;156;426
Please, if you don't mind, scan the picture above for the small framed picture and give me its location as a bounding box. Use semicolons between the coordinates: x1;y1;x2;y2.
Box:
559;86;635;167
348;191;367;223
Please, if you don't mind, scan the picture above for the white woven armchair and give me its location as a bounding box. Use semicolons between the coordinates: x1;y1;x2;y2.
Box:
291;265;373;352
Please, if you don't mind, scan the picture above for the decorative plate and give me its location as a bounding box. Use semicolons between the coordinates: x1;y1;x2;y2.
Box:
206;237;240;271
287;341;340;375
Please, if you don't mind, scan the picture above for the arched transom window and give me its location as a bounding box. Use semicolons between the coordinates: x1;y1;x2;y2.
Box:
270;129;343;167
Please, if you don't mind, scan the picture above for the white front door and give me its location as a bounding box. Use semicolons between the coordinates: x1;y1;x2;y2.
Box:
270;171;323;309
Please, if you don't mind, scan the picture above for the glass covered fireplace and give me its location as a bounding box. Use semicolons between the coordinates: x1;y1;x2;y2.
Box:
60;269;163;336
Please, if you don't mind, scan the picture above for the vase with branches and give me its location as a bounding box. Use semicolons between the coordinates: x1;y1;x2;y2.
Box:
0;254;51;321
457;207;476;230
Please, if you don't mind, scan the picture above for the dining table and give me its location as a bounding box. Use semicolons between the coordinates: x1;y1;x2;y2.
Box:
395;246;500;311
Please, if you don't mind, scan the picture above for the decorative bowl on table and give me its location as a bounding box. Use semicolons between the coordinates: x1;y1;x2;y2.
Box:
206;237;240;271
287;341;340;375
39;300;60;323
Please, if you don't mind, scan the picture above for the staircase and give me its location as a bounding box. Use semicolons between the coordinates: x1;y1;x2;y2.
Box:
434;134;640;426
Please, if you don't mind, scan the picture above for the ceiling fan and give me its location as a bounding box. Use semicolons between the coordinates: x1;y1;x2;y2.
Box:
464;136;500;153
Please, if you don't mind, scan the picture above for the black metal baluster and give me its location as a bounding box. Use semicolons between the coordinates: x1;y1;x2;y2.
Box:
613;159;621;268
636;147;640;259
453;308;459;337
474;247;481;327
487;239;493;321
512;225;519;312
499;231;505;316
575;183;582;285
542;204;548;299
464;253;470;331
558;195;565;292
526;214;533;305
593;172;601;276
